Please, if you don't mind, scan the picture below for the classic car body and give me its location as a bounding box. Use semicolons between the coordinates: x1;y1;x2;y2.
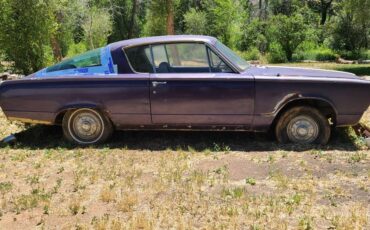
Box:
0;35;369;145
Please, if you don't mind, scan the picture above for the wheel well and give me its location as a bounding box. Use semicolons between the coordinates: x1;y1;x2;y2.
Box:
270;99;337;131
54;107;111;125
55;110;68;125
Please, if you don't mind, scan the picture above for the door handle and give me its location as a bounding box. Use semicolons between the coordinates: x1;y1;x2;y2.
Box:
152;81;167;87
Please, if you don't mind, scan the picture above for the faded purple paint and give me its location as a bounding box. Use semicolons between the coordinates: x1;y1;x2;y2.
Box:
0;35;369;133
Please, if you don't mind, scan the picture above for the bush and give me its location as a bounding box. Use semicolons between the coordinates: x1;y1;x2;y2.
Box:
314;48;337;61
294;48;337;62
292;53;305;62
238;48;260;61
67;43;88;58
184;8;207;35
268;14;307;61
267;43;287;63
339;50;369;60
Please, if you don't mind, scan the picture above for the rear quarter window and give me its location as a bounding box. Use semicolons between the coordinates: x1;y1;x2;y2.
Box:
124;46;154;73
46;48;102;73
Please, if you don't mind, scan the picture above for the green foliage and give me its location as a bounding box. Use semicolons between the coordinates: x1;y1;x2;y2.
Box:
334;66;370;77
66;43;88;58
315;49;337;61
338;49;369;61
270;0;304;16
267;42;287;63
82;7;113;50
0;181;12;195
330;0;370;56
184;8;207;35
245;177;256;186
238;48;260;61
109;0;146;42
0;0;369;68
205;0;239;47
295;47;337;62
142;0;168;36
269;14;307;61
0;0;54;75
239;19;268;53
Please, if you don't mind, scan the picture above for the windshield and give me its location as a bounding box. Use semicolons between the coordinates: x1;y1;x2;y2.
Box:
214;41;250;71
46;48;102;73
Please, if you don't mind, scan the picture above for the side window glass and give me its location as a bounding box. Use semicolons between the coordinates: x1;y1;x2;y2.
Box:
46;48;102;72
208;48;233;73
152;43;210;73
152;45;169;67
124;45;154;73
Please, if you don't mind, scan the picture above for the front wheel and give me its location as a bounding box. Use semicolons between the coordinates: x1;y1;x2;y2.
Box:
62;108;113;145
275;106;331;145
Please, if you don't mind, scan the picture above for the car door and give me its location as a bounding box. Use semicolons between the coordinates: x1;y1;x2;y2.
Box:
149;42;255;128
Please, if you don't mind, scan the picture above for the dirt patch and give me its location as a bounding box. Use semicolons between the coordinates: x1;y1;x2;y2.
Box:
196;155;269;180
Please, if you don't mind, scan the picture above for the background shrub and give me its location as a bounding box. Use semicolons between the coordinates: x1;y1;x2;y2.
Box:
238;48;260;61
314;48;337;61
294;47;337;62
338;50;369;60
267;43;287;63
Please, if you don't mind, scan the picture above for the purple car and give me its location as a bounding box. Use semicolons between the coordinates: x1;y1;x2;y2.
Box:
0;35;369;145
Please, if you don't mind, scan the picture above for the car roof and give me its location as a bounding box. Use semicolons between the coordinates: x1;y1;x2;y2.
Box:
109;35;218;51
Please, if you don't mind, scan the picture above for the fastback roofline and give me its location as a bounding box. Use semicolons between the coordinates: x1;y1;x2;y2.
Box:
109;35;218;51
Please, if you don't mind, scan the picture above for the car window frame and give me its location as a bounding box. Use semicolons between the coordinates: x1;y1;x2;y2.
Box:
206;46;234;73
150;42;211;72
122;45;154;74
123;41;239;74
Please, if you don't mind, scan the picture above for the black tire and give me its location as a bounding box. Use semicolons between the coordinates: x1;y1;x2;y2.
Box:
275;106;331;145
62;108;113;145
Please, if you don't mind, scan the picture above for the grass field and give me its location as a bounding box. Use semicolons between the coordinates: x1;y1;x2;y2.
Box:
0;68;369;228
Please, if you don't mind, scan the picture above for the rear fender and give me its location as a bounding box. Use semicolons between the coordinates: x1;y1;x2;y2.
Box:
54;103;110;124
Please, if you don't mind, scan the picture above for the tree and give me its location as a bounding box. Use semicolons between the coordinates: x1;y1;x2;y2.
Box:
307;0;336;25
143;0;167;36
82;6;113;49
108;0;146;42
269;14;307;61
240;19;268;53
166;0;175;35
184;8;207;34
175;0;203;33
330;0;369;56
0;0;54;75
205;0;238;46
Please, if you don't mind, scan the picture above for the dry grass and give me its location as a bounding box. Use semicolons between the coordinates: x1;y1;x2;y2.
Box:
0;107;369;229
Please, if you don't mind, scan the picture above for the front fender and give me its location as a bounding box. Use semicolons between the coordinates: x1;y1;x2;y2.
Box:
272;93;338;118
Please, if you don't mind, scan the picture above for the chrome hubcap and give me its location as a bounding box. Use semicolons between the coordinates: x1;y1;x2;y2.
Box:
287;115;319;143
71;112;103;142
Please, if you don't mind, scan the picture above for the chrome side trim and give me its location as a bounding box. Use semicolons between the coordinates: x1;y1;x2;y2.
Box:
8;117;53;125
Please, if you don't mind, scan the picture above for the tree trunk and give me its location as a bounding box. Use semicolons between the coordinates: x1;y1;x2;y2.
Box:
89;14;94;49
50;36;63;62
128;0;138;39
320;0;333;25
258;0;262;19
286;50;293;62
166;0;175;35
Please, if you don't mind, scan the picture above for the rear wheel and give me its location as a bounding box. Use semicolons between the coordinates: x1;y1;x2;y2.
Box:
62;108;113;145
275;106;331;145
